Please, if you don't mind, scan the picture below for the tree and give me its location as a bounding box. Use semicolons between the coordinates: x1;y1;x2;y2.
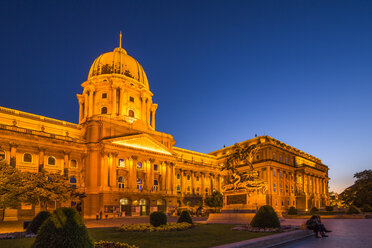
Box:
204;191;223;212
21;170;78;210
339;170;372;207
0;162;23;221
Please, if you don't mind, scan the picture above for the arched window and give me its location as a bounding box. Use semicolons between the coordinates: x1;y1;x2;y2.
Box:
0;150;5;161
101;107;107;114
23;153;32;163
118;176;125;189
70;177;77;189
70;160;77;168
128;110;134;117
48;156;56;166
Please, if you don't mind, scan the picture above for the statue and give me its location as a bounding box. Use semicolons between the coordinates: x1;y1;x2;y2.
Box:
221;143;267;192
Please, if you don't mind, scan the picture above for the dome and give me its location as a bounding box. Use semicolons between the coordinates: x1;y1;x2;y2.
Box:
88;47;149;89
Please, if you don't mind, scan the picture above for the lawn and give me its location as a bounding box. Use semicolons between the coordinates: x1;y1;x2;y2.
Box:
0;224;275;248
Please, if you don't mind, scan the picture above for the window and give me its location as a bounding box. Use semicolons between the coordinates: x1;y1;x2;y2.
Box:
129;96;134;102
291;185;294;193
153;164;158;171
275;200;277;206
196;176;199;181
48;156;56;166
273;153;276;159
153;179;159;191
23;153;32;163
0;150;5;161
187;186;191;194
293;200;295;206
280;184;283;193
286;185;289;193
187;175;190;180
118;177;125;188
280;170;282;178
128;110;135;117
70;160;77;168
177;185;181;194
118;159;125;168
279;155;282;162
101;107;107;114
196;187;200;195
177;174;180;179
70;177;77;189
102;93;107;99
137;178;143;190
256;155;259;160
137;162;142;169
273;183;276;192
285;158;288;163
273;169;276;177
281;200;284;206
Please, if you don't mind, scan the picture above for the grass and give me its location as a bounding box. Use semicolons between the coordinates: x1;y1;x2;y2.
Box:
0;224;275;248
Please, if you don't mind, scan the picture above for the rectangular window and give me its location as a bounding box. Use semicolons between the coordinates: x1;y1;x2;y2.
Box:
273;169;276;177
280;184;283;193
118;159;125;167
153;164;158;171
273;183;276;192
280;170;282;178
273;153;276;159
129;96;134;102
279;156;282;161
102;93;107;99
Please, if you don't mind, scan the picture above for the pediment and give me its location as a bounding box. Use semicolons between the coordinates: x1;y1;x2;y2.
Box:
107;134;172;155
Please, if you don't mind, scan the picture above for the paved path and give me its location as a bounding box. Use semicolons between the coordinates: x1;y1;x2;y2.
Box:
279;219;372;248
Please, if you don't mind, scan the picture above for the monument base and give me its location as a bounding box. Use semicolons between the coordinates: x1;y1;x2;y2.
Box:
206;189;266;224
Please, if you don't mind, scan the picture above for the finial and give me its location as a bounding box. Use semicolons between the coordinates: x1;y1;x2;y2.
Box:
119;31;122;48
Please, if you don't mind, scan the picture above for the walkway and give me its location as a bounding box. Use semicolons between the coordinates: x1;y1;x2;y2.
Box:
279;219;372;248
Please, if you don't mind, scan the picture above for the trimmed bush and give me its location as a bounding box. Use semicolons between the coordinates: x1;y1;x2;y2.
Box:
325;206;334;212
309;207;318;214
347;205;360;214
32;207;93;248
177;210;193;224
250;205;280;228
26;211;51;234
150;211;167;227
362;204;372;213
287;206;297;215
95;241;139;248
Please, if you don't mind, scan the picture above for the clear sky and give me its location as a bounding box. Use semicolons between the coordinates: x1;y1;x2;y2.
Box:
1;0;371;193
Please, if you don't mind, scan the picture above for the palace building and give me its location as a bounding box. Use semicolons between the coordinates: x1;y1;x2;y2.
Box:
0;38;329;220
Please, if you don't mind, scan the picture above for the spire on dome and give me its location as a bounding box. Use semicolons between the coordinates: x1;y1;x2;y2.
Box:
119;31;122;48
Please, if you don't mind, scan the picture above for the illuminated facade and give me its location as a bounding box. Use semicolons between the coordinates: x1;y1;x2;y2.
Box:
0;39;329;220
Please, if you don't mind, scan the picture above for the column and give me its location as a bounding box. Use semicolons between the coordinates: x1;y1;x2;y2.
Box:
110;153;117;187
101;153;109;188
146;100;150;125
88;91;93;117
112;88;117;116
84;92;88;118
38;147;45;171
141;95;146;121
10;143;17;167
160;162;166;191
149;160;154;191
190;171;195;194
170;164;175;194
165;163;171;193
129;158;136;190
79;101;83;122
120;88;125;116
145;160;151;190
201;172;205;197
63;152;69;176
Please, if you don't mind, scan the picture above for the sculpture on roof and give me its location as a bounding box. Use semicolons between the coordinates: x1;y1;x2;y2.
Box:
222;143;267;192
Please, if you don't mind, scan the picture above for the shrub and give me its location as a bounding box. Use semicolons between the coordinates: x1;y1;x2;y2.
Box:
32;207;93;248
325;206;334;212
250;205;280;228
26;211;51;234
119;223;192;232
287;206;297;215
309;207;318;214
347;205;360;214
95;241;139;248
150;211;167;227
177;210;193;224
362;204;372;212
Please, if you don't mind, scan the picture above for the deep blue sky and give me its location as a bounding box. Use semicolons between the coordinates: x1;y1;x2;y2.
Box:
1;0;371;193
